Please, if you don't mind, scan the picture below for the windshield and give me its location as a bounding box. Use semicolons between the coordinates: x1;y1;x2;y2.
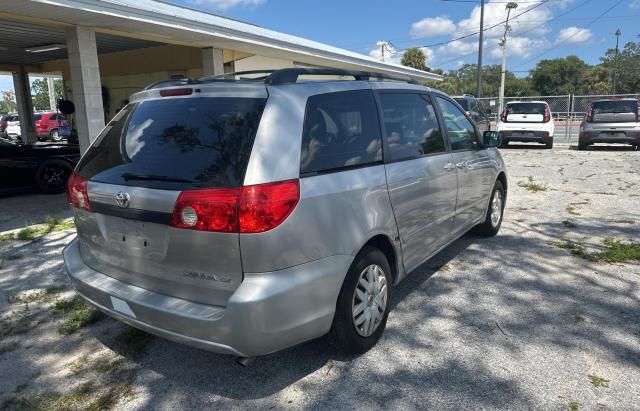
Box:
592;100;638;114
76;97;267;190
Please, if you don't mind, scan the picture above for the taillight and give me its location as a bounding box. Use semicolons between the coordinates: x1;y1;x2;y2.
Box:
544;105;551;123
500;110;507;122
239;179;299;233
171;179;300;234
66;172;91;211
171;188;241;232
585;103;593;122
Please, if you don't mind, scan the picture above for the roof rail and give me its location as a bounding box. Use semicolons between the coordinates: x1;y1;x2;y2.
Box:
143;78;201;90
199;70;276;82
264;68;420;85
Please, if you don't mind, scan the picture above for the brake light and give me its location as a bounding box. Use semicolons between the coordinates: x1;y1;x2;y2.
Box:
500;110;507;122
465;111;473;120
585;103;593;122
160;88;193;97
171;179;300;233
66;172;91;211
544;105;551;123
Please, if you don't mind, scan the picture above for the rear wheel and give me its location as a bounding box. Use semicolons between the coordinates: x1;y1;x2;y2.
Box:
35;159;73;194
545;140;554;149
50;129;62;142
330;246;391;355
578;141;588;150
474;180;505;237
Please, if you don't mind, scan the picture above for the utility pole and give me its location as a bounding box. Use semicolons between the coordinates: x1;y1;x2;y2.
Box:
613;28;621;95
476;0;485;98
498;2;518;115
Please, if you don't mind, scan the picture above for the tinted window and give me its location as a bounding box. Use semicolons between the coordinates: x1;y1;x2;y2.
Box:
300;90;382;174
33;114;42;121
76;97;266;189
592;100;638;114
505;103;546;115
435;96;478;151
379;93;445;161
454;98;469;110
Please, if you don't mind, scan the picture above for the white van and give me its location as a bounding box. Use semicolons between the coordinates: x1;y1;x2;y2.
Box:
497;101;554;149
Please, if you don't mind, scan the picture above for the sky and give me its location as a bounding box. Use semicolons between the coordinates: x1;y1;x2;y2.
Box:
1;0;639;95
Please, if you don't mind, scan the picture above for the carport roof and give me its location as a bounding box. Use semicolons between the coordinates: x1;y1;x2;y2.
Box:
1;0;442;82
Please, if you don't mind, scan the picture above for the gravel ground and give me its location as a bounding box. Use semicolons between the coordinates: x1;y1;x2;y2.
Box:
0;145;639;410
0;193;71;232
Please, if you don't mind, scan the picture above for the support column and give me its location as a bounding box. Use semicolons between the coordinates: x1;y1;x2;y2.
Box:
12;66;36;144
47;77;57;111
66;26;104;153
202;47;224;77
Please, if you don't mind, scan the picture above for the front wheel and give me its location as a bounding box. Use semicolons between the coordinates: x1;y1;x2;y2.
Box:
50;129;62;142
330;246;391;355
474;180;505;237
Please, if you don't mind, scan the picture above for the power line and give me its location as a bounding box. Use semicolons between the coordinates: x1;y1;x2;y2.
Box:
512;0;625;68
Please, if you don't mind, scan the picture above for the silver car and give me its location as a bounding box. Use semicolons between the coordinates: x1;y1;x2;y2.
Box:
579;99;640;150
63;68;507;358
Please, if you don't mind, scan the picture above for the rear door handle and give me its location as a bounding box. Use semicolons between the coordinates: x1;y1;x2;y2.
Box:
444;163;456;172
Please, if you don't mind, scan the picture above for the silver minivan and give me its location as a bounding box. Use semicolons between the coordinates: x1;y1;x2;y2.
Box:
63;68;507;358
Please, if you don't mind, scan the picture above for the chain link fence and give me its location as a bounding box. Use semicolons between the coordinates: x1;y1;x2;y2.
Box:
478;93;640;143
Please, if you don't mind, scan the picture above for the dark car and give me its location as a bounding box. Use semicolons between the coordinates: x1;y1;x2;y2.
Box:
0;139;80;194
453;95;492;133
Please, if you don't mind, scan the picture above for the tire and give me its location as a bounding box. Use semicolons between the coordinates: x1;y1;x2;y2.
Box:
545;140;553;149
500;139;509;148
50;129;62;142
330;246;392;355
35;159;73;194
577;141;588;151
474;180;505;237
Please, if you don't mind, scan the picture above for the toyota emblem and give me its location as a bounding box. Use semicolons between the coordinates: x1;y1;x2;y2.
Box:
115;191;131;208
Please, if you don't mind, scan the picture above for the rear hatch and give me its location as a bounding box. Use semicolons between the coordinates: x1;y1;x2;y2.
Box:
504;103;546;123
73;89;267;306
590;100;638;124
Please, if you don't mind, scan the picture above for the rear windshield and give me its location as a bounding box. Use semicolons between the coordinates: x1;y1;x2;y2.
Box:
592;100;638;115
506;103;545;115
76;97;266;190
453;98;469;110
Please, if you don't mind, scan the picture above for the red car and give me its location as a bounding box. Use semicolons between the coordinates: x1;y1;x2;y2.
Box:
33;112;71;141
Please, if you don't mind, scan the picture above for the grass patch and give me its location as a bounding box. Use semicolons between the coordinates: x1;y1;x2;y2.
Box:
574;314;586;323
0;232;15;241
518;177;547;193
65;354;90;375
53;297;105;335
7;285;66;305
549;239;591;259
115;327;153;359
562;220;577;228
2;217;75;242
608;219;635;224
588;374;609;388
550;238;640;264
569;401;580;411
565;206;580;216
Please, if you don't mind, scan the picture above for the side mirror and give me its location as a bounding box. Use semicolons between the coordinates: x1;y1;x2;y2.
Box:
483;131;501;148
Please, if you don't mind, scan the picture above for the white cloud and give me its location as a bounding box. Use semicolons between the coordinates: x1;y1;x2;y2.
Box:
189;0;265;11
630;0;640;10
555;27;593;44
410;16;456;39
487;37;549;59
456;1;552;40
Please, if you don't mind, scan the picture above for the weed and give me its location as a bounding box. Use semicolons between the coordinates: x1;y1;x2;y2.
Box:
7;285;66;305
574;314;585;323
588;374;609;388
518;177;547;193
549;240;592;260
569;401;580;411
595;238;640;263
53;297;105;335
562;220;577;228
4;217;75;242
608;219;635;224
565;206;580;216
66;354;90;375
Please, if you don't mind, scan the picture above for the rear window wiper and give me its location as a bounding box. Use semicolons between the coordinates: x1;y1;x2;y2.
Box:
122;172;193;183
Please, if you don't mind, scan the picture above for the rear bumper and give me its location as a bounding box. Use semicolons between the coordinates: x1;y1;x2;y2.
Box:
499;130;551;142
579;132;639;145
63;238;352;357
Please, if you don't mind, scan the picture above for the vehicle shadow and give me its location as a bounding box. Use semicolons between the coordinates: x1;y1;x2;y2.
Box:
0;192;71;232
568;145;637;151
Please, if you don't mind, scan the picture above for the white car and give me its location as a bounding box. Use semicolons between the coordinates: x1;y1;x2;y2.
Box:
497;101;554;149
5;115;21;139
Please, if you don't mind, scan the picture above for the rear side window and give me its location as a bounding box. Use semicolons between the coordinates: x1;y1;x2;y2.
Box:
454;98;469;110
33;114;42;121
76;97;267;189
435;96;478;151
379;93;445;161
300;90;382;175
506;103;545;115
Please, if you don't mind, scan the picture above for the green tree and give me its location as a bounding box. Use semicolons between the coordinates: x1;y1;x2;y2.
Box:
0;91;16;113
600;41;640;94
401;48;429;71
581;66;612;95
30;78;64;111
530;56;589;95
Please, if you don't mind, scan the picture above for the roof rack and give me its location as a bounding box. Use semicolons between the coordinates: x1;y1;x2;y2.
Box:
264;68;420;85
144;68;421;90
